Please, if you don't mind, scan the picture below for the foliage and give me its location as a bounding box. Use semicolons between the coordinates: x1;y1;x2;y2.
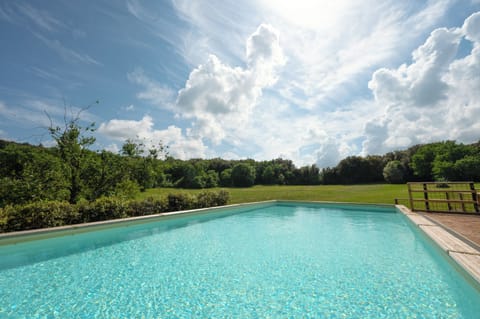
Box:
195;190;229;208
77;197;129;222
126;197;168;216
0;143;69;206
412;141;480;181
334;156;384;184
220;168;233;187
0;190;230;233
321;141;479;184
0;201;78;232
47;103;97;204
454;156;480;181
231;163;256;187
113;179;141;199
0;137;479;210
167;193;196;211
383;160;406;184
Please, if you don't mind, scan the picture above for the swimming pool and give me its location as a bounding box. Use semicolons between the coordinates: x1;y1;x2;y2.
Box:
1;202;479;318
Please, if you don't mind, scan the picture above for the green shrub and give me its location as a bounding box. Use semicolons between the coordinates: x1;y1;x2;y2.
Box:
196;190;229;208
167;193;196;211
78;197;128;222
126;197;168;216
215;190;230;206
0;190;230;233
0;206;7;232
0;201;78;232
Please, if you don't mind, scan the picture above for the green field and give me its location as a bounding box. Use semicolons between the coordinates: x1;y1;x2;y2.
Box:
139;184;410;206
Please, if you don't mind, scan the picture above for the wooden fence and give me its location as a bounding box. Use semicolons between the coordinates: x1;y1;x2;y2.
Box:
399;182;479;214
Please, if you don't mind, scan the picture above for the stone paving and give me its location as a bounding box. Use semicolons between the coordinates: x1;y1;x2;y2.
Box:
396;206;480;284
423;213;480;248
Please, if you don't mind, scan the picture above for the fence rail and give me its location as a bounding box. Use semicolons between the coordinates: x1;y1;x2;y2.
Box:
402;182;479;214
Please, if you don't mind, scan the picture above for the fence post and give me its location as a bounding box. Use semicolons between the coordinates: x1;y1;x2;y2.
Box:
470;183;479;213
459;193;466;213
408;183;413;210
445;192;452;211
423;183;430;212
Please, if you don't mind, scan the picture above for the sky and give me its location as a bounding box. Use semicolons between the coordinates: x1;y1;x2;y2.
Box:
0;0;479;168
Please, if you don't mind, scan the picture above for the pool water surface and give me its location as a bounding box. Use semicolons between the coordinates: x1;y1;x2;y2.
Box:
0;203;479;318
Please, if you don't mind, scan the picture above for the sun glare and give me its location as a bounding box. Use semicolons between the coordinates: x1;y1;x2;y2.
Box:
262;0;351;29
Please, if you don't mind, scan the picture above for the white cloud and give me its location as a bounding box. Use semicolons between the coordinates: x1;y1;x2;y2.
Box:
463;11;480;43
246;24;286;86
98;116;154;140
315;140;352;169
105;143;120;154
269;0;457;110
126;2;477;166
172;24;284;144
127;68;175;109
362;11;480;155
98;115;207;159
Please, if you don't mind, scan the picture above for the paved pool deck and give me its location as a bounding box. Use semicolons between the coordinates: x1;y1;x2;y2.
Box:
423;212;480;248
397;205;480;285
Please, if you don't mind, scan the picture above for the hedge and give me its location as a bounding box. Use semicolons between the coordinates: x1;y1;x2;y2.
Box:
0;190;229;233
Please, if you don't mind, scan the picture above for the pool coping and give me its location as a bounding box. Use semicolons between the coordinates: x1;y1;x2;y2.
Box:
0;200;277;245
396;204;480;286
1;200;479;286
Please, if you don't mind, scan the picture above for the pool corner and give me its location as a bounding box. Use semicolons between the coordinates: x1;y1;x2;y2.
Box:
396;204;480;286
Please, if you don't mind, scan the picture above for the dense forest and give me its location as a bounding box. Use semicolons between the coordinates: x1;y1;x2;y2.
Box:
1;136;480;208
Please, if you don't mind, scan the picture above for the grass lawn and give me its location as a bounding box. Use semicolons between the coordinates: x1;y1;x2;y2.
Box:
138;184;410;206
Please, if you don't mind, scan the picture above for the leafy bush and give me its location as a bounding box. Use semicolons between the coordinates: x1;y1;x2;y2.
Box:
167;193;196;211
0;190;230;233
0;201;78;232
77;197;128;222
0;206;8;232
126;197;168;216
200;190;229;208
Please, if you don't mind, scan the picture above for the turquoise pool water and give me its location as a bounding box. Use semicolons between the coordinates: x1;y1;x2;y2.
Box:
1;203;479;318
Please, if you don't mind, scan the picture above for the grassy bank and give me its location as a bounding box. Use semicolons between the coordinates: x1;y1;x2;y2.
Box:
139;184;409;205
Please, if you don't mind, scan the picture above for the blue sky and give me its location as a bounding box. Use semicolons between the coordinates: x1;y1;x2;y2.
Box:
1;0;479;167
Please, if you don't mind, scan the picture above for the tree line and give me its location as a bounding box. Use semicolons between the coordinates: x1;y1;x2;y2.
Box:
321;141;480;185
1;117;479;208
0;137;321;207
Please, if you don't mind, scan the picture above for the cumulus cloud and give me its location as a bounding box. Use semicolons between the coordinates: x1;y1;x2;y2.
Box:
463;11;480;43
126;7;478;166
122;24;285;160
315;142;342;169
98;115;207;159
246;24;285;86
173;24;284;144
369;27;462;107
362;11;480;155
